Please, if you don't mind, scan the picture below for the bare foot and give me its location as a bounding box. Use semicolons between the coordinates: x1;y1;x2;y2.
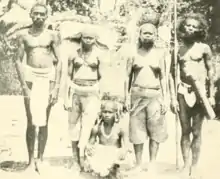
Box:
126;165;143;176
146;163;157;177
69;162;81;174
79;156;85;171
178;165;190;176
190;166;201;179
35;160;50;175
24;163;39;175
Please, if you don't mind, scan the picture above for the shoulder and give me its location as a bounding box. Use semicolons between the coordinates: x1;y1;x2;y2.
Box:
91;123;99;135
201;43;212;54
16;29;29;40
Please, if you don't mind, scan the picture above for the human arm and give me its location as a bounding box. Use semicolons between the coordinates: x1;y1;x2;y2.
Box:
63;55;74;111
52;32;62;85
204;45;215;101
159;50;169;114
168;51;179;113
13;33;29;96
86;124;99;156
118;127;129;160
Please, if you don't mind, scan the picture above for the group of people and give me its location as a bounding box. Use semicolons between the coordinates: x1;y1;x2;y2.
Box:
11;2;216;179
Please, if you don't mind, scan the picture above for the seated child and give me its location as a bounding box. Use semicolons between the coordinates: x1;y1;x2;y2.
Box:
84;100;129;178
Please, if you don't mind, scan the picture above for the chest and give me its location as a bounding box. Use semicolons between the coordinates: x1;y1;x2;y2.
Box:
179;43;205;64
98;124;120;142
73;50;99;68
23;32;53;49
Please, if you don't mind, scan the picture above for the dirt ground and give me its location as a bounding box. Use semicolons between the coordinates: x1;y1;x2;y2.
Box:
0;96;220;179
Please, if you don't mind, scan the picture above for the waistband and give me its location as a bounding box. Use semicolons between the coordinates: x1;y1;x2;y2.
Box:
72;79;98;86
69;81;100;96
131;85;161;98
24;65;55;82
132;84;160;90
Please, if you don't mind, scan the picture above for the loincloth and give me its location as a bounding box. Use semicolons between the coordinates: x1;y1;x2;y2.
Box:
24;65;55;127
24;65;55;83
129;86;167;144
177;81;206;108
84;144;121;177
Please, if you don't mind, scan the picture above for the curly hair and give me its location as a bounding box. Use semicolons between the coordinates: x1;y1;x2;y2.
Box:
177;13;209;42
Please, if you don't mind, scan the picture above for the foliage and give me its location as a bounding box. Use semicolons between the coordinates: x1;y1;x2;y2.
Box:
0;0;193;95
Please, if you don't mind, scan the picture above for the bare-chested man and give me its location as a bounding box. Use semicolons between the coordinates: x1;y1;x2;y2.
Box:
169;14;215;178
127;23;168;174
13;3;62;173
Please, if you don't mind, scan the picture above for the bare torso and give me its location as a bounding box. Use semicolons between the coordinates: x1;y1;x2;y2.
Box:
22;28;56;68
179;42;208;85
97;122;122;148
132;48;163;89
71;47;100;81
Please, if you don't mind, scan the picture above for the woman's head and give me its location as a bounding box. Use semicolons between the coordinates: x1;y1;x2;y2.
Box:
101;100;118;123
178;13;208;42
81;28;97;48
138;23;157;48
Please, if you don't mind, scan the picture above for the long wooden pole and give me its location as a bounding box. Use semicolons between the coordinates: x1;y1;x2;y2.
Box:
173;0;180;170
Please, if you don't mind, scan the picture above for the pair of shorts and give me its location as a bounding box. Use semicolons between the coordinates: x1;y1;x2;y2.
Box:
129;88;168;144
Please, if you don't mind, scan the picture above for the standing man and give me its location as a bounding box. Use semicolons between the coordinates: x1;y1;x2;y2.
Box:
127;22;168;174
13;3;62;173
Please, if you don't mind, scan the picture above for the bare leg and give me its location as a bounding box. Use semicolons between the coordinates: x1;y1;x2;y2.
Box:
149;139;159;163
37;105;52;161
133;144;144;166
178;94;192;172
72;141;80;164
68;94;82;171
24;97;36;170
190;113;204;178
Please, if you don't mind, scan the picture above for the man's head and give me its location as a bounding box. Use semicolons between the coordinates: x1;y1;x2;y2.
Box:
178;13;208;41
30;3;48;27
138;23;157;48
101;100;118;123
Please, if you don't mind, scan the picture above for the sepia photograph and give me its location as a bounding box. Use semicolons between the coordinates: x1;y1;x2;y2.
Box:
0;0;219;179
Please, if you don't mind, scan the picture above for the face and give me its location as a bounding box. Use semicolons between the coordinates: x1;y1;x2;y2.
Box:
30;6;47;27
81;35;95;48
139;24;156;44
184;18;200;37
101;103;116;122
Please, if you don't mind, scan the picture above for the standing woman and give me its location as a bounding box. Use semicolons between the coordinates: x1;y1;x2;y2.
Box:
64;26;108;172
169;13;215;178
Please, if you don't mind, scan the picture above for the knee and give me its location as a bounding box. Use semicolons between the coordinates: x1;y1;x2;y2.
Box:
181;127;191;137
192;129;201;139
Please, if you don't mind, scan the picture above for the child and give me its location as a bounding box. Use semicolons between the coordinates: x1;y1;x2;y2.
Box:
84;100;129;178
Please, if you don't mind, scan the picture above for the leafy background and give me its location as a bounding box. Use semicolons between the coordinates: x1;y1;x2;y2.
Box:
0;0;219;95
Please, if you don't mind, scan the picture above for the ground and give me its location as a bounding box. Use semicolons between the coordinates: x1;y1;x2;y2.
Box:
0;96;220;179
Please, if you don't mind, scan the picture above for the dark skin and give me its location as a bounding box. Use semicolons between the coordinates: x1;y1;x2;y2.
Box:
13;5;62;173
128;23;167;172
169;18;215;179
64;33;101;171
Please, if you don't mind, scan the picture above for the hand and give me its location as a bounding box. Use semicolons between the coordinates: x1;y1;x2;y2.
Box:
49;87;59;106
161;101;168;115
86;145;95;157
123;101;130;112
209;97;216;107
118;149;127;160
170;99;179;114
22;86;31;99
63;104;72;112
